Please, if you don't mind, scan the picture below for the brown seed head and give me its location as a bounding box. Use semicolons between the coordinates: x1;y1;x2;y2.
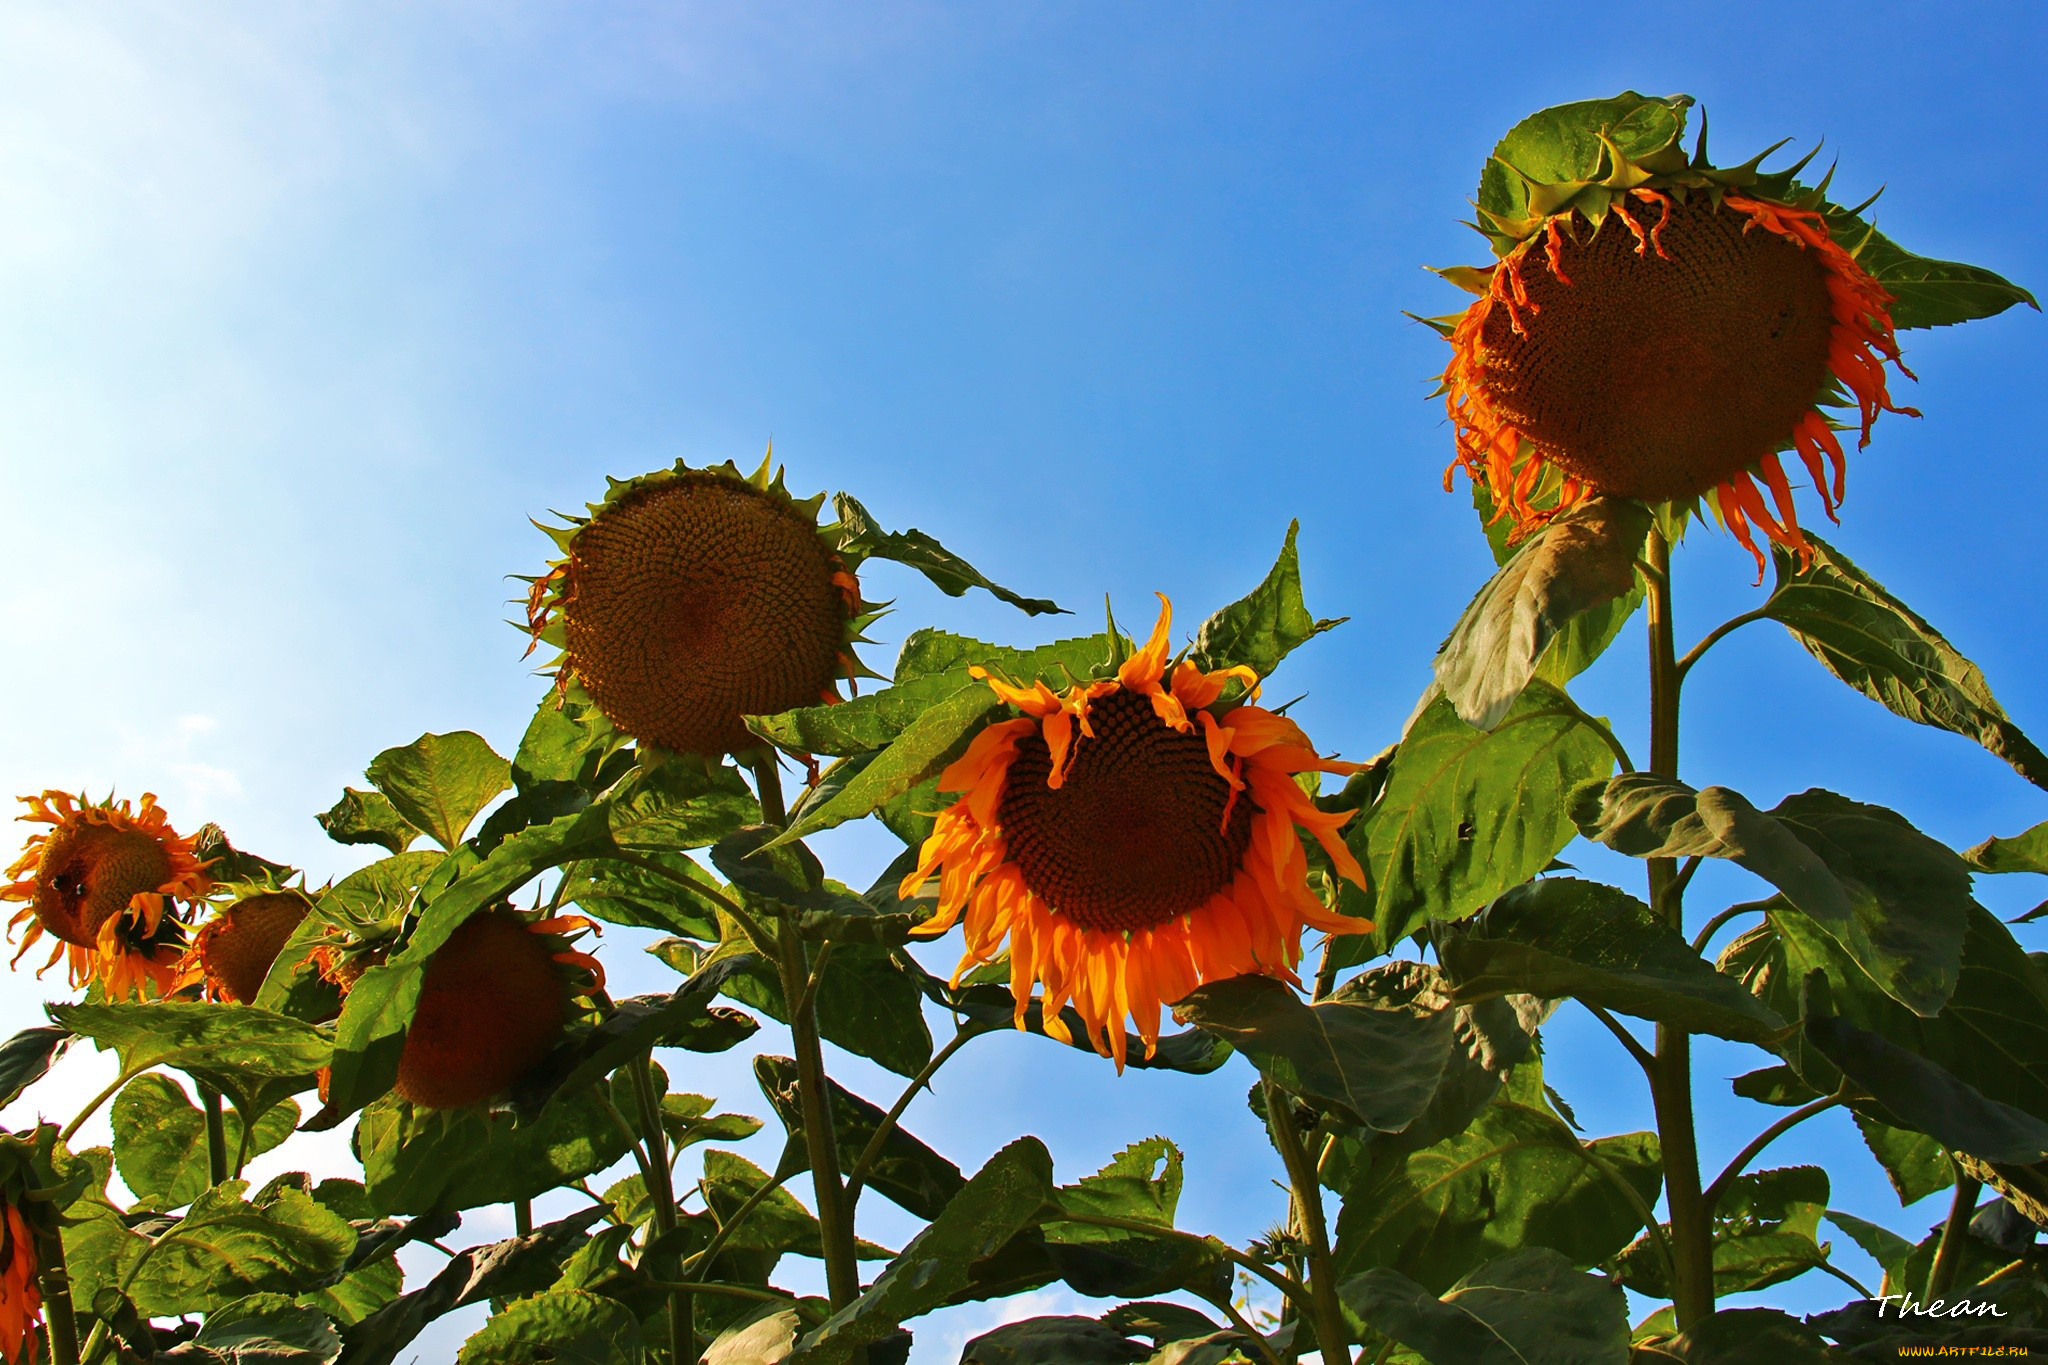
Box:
29;822;175;948
560;474;849;757
195;892;310;1004
395;910;568;1110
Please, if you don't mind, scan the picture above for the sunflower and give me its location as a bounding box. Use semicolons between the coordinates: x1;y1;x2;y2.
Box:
0;1192;39;1365
1435;96;1924;576
2;791;211;1001
525;455;871;759
185;890;312;1004
901;597;1370;1069
394;909;603;1110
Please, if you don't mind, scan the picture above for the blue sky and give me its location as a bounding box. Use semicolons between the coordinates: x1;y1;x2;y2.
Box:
2;2;2045;1358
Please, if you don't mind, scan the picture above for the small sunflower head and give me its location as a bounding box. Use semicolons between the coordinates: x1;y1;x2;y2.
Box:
525;454;868;759
186;890;313;1004
901;596;1371;1070
393;908;601;1110
3;790;211;1000
1431;92;2031;577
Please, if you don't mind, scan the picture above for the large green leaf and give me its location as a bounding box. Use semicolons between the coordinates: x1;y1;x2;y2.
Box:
753;1056;966;1222
1344;682;1616;959
1474;92;1692;245
178;1297;343;1362
893;629;1117;684
1761;536;2048;791
1433;498;1649;730
1332;1099;1660;1293
125;1182;357;1318
1828;210;2039;330
834;491;1063;615
961;1317;1149;1364
1038;1138;1229;1302
790;1138;1056;1364
1854;1113;1954;1206
723;943;932;1078
750;672;986;756
364;731;512;851
339;1209;608;1365
355;1080;636;1216
1966;818;2048;875
510;688;625;792
1620;1167;1830;1297
1726;904;2048;1153
557;849;725;939
113;1075;299;1211
0;1024;71;1109
1440;876;1785;1043
1173;973;1457;1132
1186;521;1344;678
316;789;419;855
50;1002;328;1126
1576;779;1968;1017
765;684;1001;846
455;1287;645;1364
1631;1308;1836;1364
1340;1247;1629;1365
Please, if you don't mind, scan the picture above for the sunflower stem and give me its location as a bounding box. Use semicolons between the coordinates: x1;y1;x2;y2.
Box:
1926;1162;1983;1302
628;1053;692;1365
1264;1080;1350;1365
843;1024;986;1209
35;1220;83;1365
749;752;863;1312
1643;526;1715;1331
199;1084;229;1189
514;1198;532;1237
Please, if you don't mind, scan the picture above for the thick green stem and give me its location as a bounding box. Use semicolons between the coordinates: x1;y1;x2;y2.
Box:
200;1084;229;1188
35;1222;82;1365
1643;527;1715;1331
1926;1165;1984;1301
1265;1081;1350;1365
629;1055;692;1364
514;1198;532;1237
750;753;862;1310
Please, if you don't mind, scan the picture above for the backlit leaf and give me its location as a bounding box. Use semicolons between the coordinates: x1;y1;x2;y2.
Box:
364;731;512;851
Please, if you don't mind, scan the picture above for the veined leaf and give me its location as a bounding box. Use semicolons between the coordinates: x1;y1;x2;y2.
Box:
316;788;419;855
834;491;1063;615
1186;521;1345;678
1340;1246;1629;1365
364;731;512;851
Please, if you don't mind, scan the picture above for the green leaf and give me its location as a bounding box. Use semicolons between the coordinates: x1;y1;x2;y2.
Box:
1440;876;1786;1044
754;1055;967;1221
1186;521;1344;677
51;1002;329;1126
1731;1064;1824;1107
302;1253;401;1328
1475;92;1692;241
338;1209;608;1365
356;1079;638;1216
1853;1113;1954;1205
1034;1139;1230;1302
1340;1247;1630;1365
1332;1099;1660;1293
834;492;1064;615
1725;905;2048;1157
1825;1209;1915;1288
1433;498;1649;730
1631;1308;1836;1364
558;849;724;939
962;1317;1148;1364
1174;974;1457;1132
724;943;932;1078
181;1296;341;1362
1967;819;2048;875
790;1138;1057;1363
511;689;624;792
1343;682;1616;960
1827;208;2039;330
315;789;419;856
766;684;1002;847
126;1182;357;1318
1620;1167;1830;1297
893;629;1117;684
314;851;444;934
114;1075;299;1211
1763;535;2048;792
1576;779;1968;1017
364;731;512;851
751;672;986;756
455;1286;646;1364
704;1309;806;1365
0;1024;71;1109
935;981;1233;1075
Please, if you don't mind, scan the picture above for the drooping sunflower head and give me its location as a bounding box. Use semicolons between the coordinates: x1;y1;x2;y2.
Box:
1431;92;2030;577
394;907;603;1110
524;453;872;759
901;596;1371;1070
2;790;211;1000
185;889;313;1004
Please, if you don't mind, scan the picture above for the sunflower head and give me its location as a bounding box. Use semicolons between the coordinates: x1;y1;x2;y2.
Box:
524;453;873;759
186;890;313;1004
393;908;602;1110
2;790;210;1000
900;596;1370;1070
1429;92;2028;577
